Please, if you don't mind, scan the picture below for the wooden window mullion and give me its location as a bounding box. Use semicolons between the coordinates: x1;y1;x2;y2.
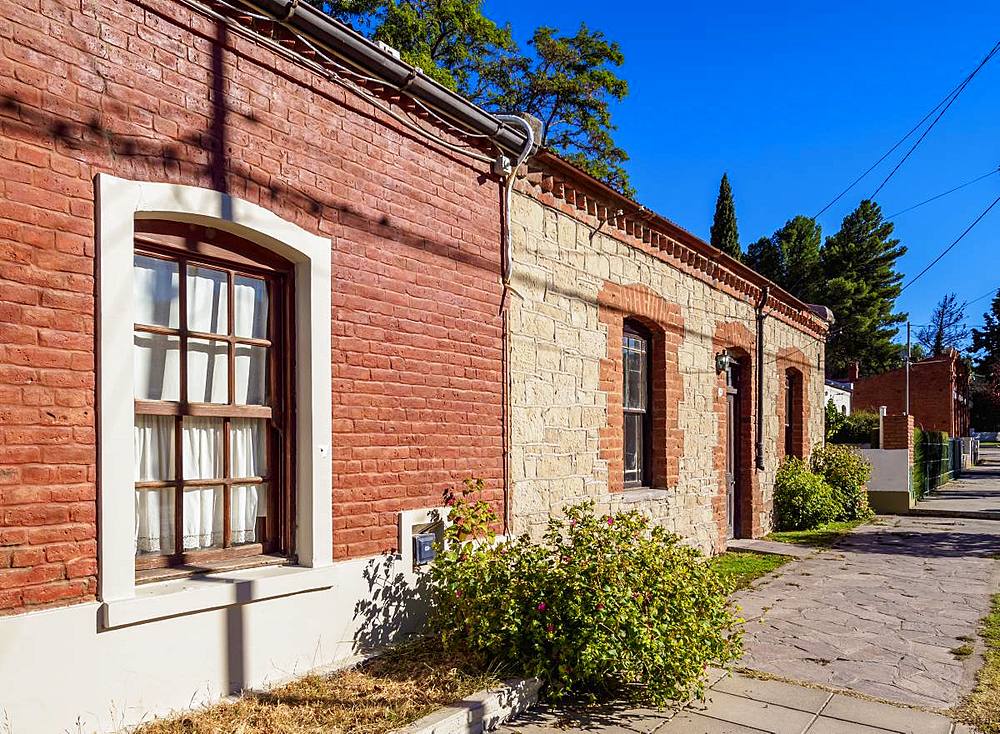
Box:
176;255;188;556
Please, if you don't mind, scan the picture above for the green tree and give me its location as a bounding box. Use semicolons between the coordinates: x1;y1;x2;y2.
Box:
710;173;741;259
326;1;632;193
916;293;968;356
820;200;906;376
745;215;822;302
972;291;1000;374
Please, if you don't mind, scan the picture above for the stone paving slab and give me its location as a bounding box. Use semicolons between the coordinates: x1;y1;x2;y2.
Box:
910;448;1000;520
734;515;1000;709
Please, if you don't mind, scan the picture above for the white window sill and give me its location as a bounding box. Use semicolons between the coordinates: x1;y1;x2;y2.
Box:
101;563;338;629
617;487;671;503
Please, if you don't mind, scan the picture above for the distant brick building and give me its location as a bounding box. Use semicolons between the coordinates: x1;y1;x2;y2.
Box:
851;350;971;436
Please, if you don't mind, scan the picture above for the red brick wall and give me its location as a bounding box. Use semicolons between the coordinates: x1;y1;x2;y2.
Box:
852;357;956;435
597;283;684;493
0;0;503;614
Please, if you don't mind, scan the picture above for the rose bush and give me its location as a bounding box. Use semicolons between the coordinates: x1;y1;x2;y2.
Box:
428;482;743;705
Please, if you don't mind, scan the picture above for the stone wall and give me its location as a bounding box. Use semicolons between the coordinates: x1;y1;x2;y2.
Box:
507;189;826;553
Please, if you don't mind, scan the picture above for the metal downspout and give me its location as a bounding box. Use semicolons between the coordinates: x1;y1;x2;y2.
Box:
756;286;769;470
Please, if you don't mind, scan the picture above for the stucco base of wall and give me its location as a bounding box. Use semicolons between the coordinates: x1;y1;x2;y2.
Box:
867;490;914;514
0;555;425;733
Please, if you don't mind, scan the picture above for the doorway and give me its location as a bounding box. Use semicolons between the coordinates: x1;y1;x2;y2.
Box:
726;359;743;539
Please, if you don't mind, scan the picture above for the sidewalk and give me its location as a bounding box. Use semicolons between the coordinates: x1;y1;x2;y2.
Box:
910;446;1000;520
498;668;971;733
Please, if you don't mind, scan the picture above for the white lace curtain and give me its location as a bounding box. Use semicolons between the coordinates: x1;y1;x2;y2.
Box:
134;415;268;555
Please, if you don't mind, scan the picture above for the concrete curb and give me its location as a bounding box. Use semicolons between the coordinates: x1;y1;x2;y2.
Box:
391;678;542;734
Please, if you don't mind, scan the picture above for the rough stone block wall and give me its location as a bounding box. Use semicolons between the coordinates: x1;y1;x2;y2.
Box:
0;0;503;614
507;190;825;553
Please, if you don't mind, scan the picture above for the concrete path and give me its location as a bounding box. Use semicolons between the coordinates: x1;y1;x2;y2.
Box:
910;446;1000;520
736;515;999;709
498;669;970;733
727;538;815;559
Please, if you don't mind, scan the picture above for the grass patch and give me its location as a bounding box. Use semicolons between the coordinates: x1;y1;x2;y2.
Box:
709;551;792;592
134;638;499;734
951;644;974;658
956;593;1000;733
765;520;864;549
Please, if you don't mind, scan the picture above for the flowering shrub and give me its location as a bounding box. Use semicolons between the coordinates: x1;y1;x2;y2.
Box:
428;484;743;705
774;458;839;531
810;444;873;521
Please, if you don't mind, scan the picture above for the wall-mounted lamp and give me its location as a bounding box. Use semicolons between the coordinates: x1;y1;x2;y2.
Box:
715;350;735;374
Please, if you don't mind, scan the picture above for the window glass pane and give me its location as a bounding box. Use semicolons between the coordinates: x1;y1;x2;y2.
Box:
135;487;175;556
134;332;180;401
182;486;223;550
188;338;228;404
234;275;268;339
230;418;268;478
134;415;175;481
231;483;266;546
624;413;642;484
623;334;647;411
187;265;228;335
182;417;223;480
133;255;179;328
235;345;268;405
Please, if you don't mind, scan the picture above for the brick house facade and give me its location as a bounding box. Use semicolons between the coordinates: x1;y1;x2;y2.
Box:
0;1;829;730
852;350;971;436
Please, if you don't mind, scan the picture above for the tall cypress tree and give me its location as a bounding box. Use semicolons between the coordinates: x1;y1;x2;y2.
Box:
820;200;906;376
710;173;741;259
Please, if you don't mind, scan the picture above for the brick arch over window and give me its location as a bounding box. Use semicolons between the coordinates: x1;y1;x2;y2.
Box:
776;347;812;460
597;283;684;493
713;322;759;545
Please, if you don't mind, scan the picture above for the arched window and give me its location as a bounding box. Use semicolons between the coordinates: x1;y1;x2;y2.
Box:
131;220;293;572
784;369;801;458
623;321;651;487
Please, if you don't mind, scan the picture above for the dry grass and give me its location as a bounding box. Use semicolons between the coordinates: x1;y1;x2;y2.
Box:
135;638;499;734
955;593;1000;734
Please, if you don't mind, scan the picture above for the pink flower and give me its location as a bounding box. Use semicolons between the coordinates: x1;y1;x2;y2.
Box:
569;519;577;527
606;517;614;526
596;602;604;610
455;590;462;598
546;623;555;633
537;602;546;612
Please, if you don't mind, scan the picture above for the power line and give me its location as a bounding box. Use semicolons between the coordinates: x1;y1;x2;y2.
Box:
813;39;1000;219
885;166;1000;220
899;194;1000;294
961;287;1000;310
869;41;1000;200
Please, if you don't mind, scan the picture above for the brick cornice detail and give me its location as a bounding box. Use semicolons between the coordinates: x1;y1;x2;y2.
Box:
597;283;684;494
516;158;829;341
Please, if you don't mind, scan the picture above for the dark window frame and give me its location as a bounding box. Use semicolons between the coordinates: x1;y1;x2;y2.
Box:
131;221;295;578
784;369;798;458
622;321;653;488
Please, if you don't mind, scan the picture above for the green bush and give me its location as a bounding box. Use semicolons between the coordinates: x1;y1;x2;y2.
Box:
826;408;880;446
774;458;839;531
912;428;952;498
428;483;743;706
810;444;873;522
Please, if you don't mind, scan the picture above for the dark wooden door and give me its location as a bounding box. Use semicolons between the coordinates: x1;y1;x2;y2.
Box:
726;362;741;539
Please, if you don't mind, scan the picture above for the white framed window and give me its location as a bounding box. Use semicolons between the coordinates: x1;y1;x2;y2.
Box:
96;175;333;625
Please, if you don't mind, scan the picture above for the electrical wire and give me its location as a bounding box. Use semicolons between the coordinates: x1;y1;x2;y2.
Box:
869;41;1000;200
899;194;1000;294
813;39;1000;219
885;166;1000;220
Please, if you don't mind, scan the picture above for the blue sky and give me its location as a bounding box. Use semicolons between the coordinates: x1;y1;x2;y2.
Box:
485;1;1000;336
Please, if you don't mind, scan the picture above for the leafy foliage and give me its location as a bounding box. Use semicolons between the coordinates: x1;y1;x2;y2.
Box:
973;291;1000;375
326;1;632;193
825;407;880;446
744;216;822;303
428;488;743;705
820;200;907;376
809;444;873;522
912;428;952;499
710;174;741;259
916;293;968;356
773;458;840;531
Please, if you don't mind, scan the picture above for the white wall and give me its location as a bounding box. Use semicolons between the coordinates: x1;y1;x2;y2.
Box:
824;385;852;416
858;448;909;493
0;555;426;733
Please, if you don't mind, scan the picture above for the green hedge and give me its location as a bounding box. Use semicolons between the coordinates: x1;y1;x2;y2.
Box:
825;404;880;446
912;428;952;499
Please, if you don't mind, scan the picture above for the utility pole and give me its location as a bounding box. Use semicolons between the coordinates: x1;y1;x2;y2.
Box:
905;321;911;415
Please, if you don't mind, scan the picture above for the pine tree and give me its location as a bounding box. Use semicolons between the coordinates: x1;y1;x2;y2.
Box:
820;200;907;376
972;292;1000;374
744;216;822;303
710;174;741;259
916;293;968;356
